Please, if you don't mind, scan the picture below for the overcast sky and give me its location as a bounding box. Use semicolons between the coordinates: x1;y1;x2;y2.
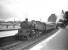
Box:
0;0;68;22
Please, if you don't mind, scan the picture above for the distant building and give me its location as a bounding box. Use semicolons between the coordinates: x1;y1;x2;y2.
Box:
60;10;65;20
48;14;57;23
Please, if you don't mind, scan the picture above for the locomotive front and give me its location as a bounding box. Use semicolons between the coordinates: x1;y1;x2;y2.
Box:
16;19;46;40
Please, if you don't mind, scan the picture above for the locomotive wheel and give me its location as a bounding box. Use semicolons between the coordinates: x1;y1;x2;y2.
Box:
20;36;27;40
18;35;27;40
35;32;40;37
27;35;32;40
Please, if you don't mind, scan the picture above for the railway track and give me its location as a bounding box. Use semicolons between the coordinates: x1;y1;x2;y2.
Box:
0;28;58;50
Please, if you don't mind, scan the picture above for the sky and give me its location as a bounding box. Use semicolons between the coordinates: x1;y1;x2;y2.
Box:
0;0;68;22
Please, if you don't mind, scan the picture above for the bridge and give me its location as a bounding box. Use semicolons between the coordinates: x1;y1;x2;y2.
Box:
0;23;20;31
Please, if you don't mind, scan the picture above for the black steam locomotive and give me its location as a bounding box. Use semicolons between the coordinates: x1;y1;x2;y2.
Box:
15;18;57;40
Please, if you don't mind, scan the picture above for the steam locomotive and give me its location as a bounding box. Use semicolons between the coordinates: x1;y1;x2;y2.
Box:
15;18;57;40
